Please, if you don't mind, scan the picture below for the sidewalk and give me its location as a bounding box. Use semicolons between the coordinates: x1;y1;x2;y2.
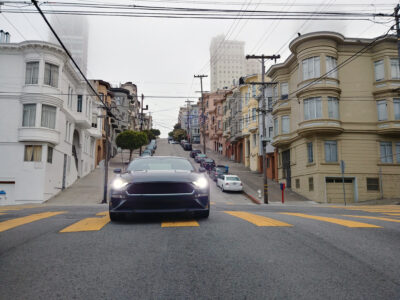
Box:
46;149;137;205
193;145;312;204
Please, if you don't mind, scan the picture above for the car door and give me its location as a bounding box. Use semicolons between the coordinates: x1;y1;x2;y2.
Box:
217;174;223;187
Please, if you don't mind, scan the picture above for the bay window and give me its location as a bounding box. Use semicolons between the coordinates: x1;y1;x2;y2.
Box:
396;143;400;163
326;56;338;78
281;116;290;134
24;145;42;162
394;98;400;120
22;104;36;127
274;118;278;136
302;56;320;80
380;142;393;163
328;97;339;119
390;58;400;79
374;60;384;82
377;100;387;121
280;82;288;100
44;62;59;87
304;97;322;120
25;61;39;84
252;108;256;121
41;105;56;129
307;142;313;163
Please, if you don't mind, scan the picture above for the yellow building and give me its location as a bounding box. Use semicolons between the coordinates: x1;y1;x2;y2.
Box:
240;74;260;171
269;31;400;203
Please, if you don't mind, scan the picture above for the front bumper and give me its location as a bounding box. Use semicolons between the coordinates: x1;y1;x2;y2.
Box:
109;190;209;214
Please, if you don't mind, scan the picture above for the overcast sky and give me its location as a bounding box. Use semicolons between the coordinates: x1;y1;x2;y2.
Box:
0;0;397;137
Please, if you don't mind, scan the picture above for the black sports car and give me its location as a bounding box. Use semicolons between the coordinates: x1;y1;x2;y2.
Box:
109;156;210;221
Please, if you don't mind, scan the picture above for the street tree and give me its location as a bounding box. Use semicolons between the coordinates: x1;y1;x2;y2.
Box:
150;129;161;137
116;130;147;161
173;128;187;142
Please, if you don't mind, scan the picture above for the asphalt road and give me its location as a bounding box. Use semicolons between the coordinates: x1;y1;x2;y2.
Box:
1;139;400;299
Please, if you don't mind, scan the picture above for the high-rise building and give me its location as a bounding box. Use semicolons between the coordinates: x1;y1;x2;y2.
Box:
210;35;259;92
48;15;89;75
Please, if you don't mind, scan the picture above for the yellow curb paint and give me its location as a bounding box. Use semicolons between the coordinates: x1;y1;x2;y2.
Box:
0;205;38;213
0;211;66;233
60;212;110;233
161;220;199;227
210;201;216;205
281;213;381;228
342;215;400;223
224;211;292;227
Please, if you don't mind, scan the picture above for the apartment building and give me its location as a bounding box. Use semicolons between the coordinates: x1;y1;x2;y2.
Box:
0;40;101;204
269;31;400;203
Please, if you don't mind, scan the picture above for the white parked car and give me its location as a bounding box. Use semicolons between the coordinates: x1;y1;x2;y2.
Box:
217;175;243;192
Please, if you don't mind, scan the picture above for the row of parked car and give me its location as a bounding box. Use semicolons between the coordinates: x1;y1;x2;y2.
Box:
189;149;243;192
141;139;157;157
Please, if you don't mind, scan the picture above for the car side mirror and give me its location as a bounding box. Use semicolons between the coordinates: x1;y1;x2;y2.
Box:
199;167;206;173
113;168;122;174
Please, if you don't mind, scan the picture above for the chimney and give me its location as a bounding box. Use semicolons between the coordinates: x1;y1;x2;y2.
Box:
0;30;11;43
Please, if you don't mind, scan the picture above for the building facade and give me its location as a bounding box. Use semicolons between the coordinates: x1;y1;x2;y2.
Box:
0;41;101;205
269;31;400;203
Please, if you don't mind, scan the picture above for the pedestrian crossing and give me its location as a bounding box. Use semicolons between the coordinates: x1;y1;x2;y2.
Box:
0;207;399;233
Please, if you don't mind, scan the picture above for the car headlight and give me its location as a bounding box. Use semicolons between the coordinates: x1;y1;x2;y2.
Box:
193;177;208;189
112;177;129;190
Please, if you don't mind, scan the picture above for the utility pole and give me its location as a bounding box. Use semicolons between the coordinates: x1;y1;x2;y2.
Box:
185;99;194;142
395;5;400;61
139;93;148;156
102;110;110;204
246;54;280;204
194;74;208;154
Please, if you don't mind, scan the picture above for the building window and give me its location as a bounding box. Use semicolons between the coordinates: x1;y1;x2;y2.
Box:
22;104;36;127
218;120;221;129
302;56;320;80
380;141;393;163
77;95;83;112
274;118;278;136
308;177;314;191
281;116;290;134
252;84;256;97
374;60;384;82
324;140;338;162
25;61;39;84
307;142;313;163
280;82;288;100
252;134;257;146
268;127;273;138
296;178;300;189
24;145;42;162
326;56;338;78
366;178;379;191
245;92;249;105
252;108;257;121
41;104;56;129
304;97;322;120
328;97;339;119
377;100;388;121
390;58;400;79
394;99;400;120
396;143;400;163
267;97;272;110
44;62;59;87
47;146;53;163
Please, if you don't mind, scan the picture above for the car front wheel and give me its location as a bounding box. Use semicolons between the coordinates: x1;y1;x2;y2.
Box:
109;212;121;222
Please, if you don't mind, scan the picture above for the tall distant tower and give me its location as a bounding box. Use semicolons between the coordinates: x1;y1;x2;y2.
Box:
210;35;259;92
48;15;89;75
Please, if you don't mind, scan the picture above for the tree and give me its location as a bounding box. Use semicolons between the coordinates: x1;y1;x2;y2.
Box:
173;123;181;130
168;131;174;137
150;128;161;137
116;130;147;161
143;129;155;141
173;129;187;142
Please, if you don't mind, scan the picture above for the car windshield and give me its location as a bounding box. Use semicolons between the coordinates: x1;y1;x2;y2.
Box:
197;154;206;158
204;159;214;163
226;176;240;181
127;157;194;171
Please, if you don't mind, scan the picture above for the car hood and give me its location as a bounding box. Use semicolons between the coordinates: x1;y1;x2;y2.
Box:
121;170;202;183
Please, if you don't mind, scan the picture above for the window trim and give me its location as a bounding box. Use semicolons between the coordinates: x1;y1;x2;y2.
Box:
304;97;322;120
374;59;384;82
324;140;338;163
44;62;59;88
377;100;388;121
380;141;393;163
24;145;42;162
22;103;37;127
307;142;313;163
366;178;380;191
25;61;39;85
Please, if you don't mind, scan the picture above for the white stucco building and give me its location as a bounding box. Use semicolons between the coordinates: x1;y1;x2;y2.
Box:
0;40;101;205
210;35;260;92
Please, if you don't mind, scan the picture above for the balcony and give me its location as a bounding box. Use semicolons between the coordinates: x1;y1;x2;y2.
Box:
74;112;91;129
87;127;102;139
18;127;60;145
296;78;341;98
372;79;400;97
377;120;400;135
297;119;343;137
271;133;294;147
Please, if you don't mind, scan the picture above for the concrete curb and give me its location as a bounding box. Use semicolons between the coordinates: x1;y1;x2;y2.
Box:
243;190;261;205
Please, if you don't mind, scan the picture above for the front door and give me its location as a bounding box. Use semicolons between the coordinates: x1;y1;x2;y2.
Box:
282;150;291;188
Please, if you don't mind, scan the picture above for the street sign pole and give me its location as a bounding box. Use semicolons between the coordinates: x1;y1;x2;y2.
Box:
340;160;346;206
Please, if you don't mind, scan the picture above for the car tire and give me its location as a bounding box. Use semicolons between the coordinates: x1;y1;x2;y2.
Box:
222;185;225;192
197;208;210;218
109;212;121;222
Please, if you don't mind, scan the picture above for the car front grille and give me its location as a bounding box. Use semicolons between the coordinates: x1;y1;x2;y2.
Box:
127;182;194;195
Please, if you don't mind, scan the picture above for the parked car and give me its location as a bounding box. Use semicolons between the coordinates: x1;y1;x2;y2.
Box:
146;145;155;154
217;175;243;192
190;149;202;158
109;156;210;221
150;139;157;149
201;159;216;171
183;143;192;151
180;140;188;147
194;154;207;163
170;140;179;144
209;166;228;182
141;150;152;157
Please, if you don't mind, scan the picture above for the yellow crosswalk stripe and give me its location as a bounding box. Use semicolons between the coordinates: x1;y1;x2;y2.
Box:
224;211;292;227
161;220;199;227
383;213;400;216
0;211;66;233
281;213;381;228
60;211;110;232
342;215;400;223
0;205;38;213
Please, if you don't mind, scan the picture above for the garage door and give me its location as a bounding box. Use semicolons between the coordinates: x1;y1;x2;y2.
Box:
0;182;15;205
326;178;354;203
